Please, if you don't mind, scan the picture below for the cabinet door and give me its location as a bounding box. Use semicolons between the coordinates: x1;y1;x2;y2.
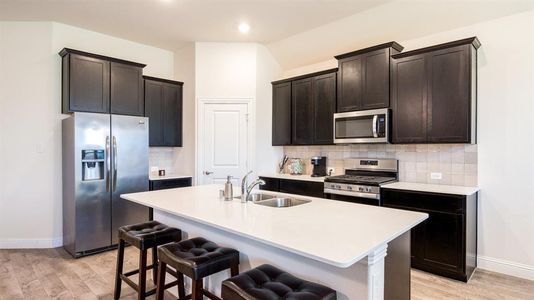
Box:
361;48;390;109
292;78;314;145
427;45;471;143
110;62;144;116
66;54;110;113
412;210;464;276
163;84;183;146
278;179;324;198
144;80;164;146
337;56;363;112
313;73;336;144
391;54;428;143
272;82;292;145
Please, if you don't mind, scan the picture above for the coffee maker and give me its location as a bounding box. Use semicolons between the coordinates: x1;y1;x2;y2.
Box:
310;156;327;177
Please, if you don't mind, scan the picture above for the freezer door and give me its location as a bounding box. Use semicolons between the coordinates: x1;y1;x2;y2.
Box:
73;112;112;253
110;114;150;244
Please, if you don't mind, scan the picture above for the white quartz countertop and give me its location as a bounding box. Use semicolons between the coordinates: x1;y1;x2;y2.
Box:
149;174;193;181
259;173;328;183
121;184;427;268
382;182;479;196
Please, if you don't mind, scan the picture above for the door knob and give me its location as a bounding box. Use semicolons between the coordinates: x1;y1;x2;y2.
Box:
204;171;214;175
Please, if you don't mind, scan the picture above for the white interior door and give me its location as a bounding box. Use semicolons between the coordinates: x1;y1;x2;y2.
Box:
200;102;249;185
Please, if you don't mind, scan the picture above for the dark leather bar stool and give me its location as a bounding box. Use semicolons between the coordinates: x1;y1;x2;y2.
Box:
114;220;182;300
221;264;337;300
155;237;240;300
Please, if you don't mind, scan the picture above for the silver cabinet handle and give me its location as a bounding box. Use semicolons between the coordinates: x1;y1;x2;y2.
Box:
372;115;378;138
105;136;110;192
204;171;213;175
112;136;117;192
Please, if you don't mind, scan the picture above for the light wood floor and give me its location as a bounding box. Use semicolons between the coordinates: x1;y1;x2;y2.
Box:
1;248;533;299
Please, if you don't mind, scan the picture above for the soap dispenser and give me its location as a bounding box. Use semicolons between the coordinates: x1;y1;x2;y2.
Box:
224;176;233;201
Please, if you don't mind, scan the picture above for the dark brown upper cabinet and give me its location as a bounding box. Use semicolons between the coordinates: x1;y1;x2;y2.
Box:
271;69;337;146
292;77;315;144
335;42;403;112
59;48;146;115
272;82;292;145
110;62;145;116
313;72;337;144
144;76;183;147
291;70;337;145
391;37;480;144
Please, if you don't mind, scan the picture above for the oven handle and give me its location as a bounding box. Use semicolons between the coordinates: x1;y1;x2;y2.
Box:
324;188;380;200
372;115;378;138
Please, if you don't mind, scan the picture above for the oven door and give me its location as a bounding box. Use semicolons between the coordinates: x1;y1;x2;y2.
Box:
333;108;389;144
324;189;381;206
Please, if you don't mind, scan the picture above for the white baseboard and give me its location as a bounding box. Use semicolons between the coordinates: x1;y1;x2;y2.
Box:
0;237;63;249
478;255;534;281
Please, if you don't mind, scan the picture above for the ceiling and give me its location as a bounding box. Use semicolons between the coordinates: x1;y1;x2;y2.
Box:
0;0;391;50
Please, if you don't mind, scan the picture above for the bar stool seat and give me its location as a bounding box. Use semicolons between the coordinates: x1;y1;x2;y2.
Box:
114;221;182;300
221;264;337;300
119;221;182;250
156;237;240;300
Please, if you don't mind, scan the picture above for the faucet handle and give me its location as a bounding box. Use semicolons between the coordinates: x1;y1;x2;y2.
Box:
241;171;253;189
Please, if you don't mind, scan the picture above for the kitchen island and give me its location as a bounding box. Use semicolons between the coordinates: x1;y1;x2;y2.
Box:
122;184;427;300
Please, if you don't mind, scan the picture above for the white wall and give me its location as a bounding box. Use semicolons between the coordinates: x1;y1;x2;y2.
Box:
255;45;283;174
194;42;282;182
274;11;534;280
0;22;174;248
172;43;196;180
195;43;257;99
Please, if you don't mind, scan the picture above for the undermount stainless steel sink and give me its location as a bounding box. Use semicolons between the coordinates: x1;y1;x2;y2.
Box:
254;197;311;208
234;193;277;202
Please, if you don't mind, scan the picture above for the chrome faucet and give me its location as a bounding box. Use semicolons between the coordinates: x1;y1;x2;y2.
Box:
240;171;265;202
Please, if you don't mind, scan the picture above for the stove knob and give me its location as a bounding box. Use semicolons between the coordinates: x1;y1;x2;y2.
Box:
336;185;342;189
347;186;352;190
358;187;364;192
366;187;372;192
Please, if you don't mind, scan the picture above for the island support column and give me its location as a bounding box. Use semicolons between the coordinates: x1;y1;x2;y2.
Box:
366;244;388;300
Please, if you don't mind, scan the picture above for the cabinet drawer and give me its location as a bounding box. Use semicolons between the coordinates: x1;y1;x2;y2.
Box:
382;189;464;214
259;177;280;192
279;179;324;198
150;177;192;191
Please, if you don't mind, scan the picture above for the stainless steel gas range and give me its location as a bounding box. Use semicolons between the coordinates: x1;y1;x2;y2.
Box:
324;158;398;206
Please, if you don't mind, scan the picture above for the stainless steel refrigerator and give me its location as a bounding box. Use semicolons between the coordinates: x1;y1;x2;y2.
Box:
62;112;149;258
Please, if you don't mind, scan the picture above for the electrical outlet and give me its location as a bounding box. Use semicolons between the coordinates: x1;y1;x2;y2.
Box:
430;172;442;180
327;167;335;176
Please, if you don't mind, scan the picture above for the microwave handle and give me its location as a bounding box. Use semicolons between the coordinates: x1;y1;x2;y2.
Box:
372;115;378;138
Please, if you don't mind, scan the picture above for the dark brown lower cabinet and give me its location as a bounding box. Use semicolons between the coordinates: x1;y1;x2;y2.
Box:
259;177;324;198
381;188;478;282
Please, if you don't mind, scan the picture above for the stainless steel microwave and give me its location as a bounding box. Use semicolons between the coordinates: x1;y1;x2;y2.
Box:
333;108;389;144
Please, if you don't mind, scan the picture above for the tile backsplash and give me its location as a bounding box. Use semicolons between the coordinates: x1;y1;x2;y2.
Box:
149;147;176;174
283;144;478;186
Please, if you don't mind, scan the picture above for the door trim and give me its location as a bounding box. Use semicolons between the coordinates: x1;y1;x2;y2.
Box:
196;98;254;185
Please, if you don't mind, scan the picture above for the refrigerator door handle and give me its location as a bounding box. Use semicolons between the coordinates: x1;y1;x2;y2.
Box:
112;136;118;192
106;136;111;192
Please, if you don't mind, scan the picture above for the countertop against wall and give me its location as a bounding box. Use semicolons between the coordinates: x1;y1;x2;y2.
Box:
149;174;193;181
259;173;328;183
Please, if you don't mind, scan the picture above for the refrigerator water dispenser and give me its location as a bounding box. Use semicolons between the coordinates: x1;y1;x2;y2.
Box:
82;149;104;181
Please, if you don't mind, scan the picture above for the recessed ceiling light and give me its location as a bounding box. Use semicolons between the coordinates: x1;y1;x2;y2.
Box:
238;23;250;34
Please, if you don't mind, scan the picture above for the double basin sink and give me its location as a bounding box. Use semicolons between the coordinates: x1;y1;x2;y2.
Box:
238;193;311;208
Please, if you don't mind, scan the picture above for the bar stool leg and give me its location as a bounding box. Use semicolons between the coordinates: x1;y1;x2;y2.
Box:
230;263;239;277
177;272;185;299
152;246;158;283
114;239;125;300
156;261;167;300
138;249;148;300
191;279;203;300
